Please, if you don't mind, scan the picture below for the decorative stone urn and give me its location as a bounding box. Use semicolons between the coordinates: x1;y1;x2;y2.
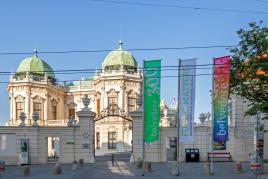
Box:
32;112;39;127
82;94;91;111
19;112;27;127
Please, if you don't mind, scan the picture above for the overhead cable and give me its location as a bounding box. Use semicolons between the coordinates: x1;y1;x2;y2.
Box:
88;0;268;15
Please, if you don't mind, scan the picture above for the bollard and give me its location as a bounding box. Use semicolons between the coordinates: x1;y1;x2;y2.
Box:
89;155;95;163
111;154;114;166
130;154;135;163
203;162;210;175
170;163;177;176
144;162;151;172
72;161;79;171
0;160;5;173
78;159;84;167
136;158;142;169
234;161;242;173
54;162;62;175
22;166;30;176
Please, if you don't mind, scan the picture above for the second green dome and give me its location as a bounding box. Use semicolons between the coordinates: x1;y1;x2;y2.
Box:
103;41;137;71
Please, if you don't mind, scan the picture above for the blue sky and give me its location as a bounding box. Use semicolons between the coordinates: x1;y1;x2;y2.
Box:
0;0;267;125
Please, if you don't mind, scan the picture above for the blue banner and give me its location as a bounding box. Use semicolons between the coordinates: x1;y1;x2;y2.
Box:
179;59;196;144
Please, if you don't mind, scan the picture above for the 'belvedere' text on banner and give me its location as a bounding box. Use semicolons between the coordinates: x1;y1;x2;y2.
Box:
213;56;230;142
144;60;161;142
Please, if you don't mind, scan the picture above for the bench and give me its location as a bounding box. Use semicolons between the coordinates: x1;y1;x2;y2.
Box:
207;152;232;161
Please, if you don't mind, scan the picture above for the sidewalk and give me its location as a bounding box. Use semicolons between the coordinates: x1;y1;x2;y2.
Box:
0;162;267;179
133;162;268;179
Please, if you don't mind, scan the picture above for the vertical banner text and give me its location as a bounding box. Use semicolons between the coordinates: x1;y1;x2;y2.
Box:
144;60;161;142
179;59;196;143
213;56;230;142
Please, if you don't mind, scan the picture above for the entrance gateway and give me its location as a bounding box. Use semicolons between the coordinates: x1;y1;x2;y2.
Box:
94;103;133;161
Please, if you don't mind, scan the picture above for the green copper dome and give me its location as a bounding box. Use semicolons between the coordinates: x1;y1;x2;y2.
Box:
103;41;137;72
16;53;55;79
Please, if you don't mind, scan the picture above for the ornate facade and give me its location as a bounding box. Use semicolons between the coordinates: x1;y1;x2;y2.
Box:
7;42;142;154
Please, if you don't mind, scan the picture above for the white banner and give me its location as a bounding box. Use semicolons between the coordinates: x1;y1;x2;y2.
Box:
179;59;196;144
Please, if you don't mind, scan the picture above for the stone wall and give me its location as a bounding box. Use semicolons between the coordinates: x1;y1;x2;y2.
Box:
131;109;247;163
0;107;95;165
0;126;92;165
230;95;268;161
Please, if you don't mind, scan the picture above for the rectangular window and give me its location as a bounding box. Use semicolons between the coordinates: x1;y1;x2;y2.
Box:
16;102;24;120
108;132;116;149
128;97;136;112
33;102;42;120
52;106;57;120
68;108;75;118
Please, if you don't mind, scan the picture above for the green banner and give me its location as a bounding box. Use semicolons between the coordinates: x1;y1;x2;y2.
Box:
144;60;161;142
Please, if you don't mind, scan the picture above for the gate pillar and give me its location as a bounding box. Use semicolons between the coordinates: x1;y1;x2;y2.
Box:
130;92;144;163
76;95;96;163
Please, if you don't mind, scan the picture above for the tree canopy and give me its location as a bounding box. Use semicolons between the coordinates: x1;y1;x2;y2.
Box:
230;21;268;117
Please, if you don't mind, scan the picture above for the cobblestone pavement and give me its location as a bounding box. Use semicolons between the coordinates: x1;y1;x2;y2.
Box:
0;162;267;179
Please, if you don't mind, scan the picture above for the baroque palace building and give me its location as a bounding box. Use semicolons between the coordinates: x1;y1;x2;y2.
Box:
7;41;142;154
2;42;268;165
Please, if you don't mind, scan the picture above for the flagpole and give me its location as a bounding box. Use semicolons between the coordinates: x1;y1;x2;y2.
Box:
210;58;215;175
177;59;181;176
142;60;145;176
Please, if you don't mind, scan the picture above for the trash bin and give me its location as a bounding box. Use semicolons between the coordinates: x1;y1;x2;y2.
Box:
0;160;5;172
185;148;200;162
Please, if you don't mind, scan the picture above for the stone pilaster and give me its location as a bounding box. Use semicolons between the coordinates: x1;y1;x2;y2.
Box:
120;85;124;110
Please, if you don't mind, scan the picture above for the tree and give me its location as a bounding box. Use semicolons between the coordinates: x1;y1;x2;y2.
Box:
230;21;268;117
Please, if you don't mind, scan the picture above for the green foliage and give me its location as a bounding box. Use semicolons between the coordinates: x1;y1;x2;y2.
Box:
230;21;268;117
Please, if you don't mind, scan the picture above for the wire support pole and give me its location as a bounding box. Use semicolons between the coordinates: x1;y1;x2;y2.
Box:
210;58;215;175
142;60;146;176
176;59;181;176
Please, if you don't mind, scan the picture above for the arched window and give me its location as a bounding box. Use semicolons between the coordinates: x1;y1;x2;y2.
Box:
108;89;118;106
51;99;57;120
69;109;75;118
95;92;101;117
68;102;76;118
33;96;43;120
15;95;24;120
128;91;136;112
